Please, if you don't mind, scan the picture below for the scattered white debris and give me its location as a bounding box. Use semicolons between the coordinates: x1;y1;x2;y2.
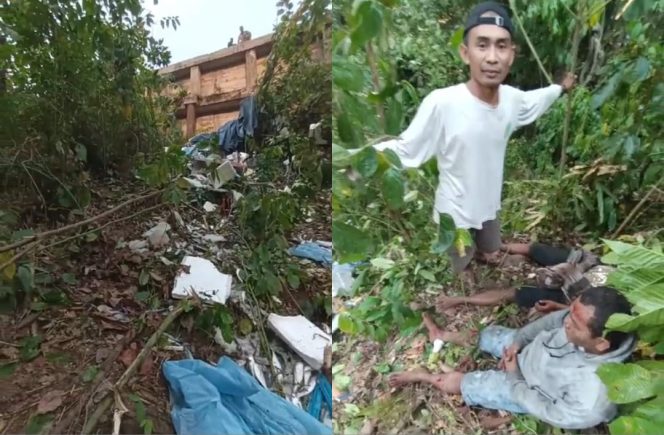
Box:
128;240;149;253
172;256;232;305
203;201;218;213
267;314;331;370
202;234;226;243
212;161;237;189
143;221;171;248
182;177;205;189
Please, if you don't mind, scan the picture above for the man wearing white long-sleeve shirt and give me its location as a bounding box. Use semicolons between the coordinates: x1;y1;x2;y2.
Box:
374;2;576;278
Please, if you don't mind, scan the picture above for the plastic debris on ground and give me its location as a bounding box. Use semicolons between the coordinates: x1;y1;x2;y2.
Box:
332;262;357;297
171;256;232;305
288;241;332;266
307;374;333;425
267;314;331;370
162;356;332;435
143;221;171;248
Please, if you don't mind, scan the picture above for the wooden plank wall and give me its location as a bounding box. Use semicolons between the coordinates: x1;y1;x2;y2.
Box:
159;33;274;138
159;26;330;139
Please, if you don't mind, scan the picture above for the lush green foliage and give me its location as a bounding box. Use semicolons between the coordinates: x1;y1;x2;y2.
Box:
0;0;181;213
332;0;664;430
332;0;471;340
597;240;664;435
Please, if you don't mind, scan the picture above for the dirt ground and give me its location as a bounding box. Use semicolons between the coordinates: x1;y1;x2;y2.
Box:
0;175;331;435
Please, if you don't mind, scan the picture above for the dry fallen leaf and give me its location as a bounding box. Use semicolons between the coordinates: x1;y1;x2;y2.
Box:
37;390;65;414
118;343;139;368
139;351;153;376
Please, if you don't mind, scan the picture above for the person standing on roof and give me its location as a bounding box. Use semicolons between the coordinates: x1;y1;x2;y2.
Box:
238;26;252;43
372;1;576;282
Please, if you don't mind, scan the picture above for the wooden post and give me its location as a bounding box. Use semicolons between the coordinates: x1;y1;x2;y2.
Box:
185;65;201;138
245;49;257;91
185;102;196;137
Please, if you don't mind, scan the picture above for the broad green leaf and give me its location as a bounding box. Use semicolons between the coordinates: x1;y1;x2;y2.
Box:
332;143;353;168
333;221;374;263
432;213;456;254
25;414;53;435
591;70;624;109
338;313;356;334
351;146;379;178
419;270;436;282
450;27;464;49
0;252;16;281
454;229;473;258
17;265;34;292
625;283;664;313
0;362;17;379
606;308;664;333
333;58;366;92
381;148;402;169
139;269;150;286
385;95;403;135
61;273;77;285
631;395;664;422
597;362;655;404
602;241;664;268
11;229;35;242
370;257;395;269
381;168;404;209
82;365;98;382
609;415;662;435
336;110;359;146
351;1;383;49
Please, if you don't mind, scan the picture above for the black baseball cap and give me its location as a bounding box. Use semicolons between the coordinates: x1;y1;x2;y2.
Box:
464;1;514;38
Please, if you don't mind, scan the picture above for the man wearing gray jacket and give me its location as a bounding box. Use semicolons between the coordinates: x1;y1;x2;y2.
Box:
389;286;635;429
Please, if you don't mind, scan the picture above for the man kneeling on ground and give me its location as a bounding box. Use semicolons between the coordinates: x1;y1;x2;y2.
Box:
390;286;635;430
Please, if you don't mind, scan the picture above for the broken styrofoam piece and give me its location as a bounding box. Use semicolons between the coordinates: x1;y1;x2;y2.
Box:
267;314;331;370
143;222;171;248
203;201;218;213
249;356;268;389
202;234;226;243
182;177;205;188
212;161;237;189
332;262;356;298
331;314;339;334
128;240;149;253
172;256;232;305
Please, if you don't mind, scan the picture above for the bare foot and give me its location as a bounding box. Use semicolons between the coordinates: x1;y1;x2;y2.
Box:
475;251;503;266
388;367;429;388
435;295;464;313
422;312;445;342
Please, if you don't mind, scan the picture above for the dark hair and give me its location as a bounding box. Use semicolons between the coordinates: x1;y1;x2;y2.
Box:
579;286;632;350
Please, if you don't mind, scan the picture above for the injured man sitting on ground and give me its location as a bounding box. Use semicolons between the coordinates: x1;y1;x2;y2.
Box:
390;286;635;430
436;242;615;314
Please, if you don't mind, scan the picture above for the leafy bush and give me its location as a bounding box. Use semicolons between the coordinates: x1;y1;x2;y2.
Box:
596;240;664;434
0;0;181;213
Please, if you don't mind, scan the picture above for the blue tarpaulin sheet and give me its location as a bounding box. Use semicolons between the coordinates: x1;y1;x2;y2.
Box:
163;357;332;435
288;242;332;266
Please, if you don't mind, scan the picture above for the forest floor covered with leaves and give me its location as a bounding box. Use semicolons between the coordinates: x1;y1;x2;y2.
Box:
0;171;332;434
332;247;610;435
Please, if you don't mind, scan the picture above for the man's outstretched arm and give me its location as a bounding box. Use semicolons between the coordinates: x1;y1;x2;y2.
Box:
516;72;576;127
372;91;445;168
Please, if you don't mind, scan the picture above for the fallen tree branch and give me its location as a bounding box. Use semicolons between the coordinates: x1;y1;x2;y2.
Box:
51;329;137;435
0;190;163;254
81;301;187;435
0;202;166;273
611;183;660;238
0;241;38;273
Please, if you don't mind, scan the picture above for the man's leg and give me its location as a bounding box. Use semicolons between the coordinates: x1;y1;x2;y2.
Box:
502;242;531;256
436;287;517;312
388;368;464;394
447;237;477;288
422;312;476;346
474;218;502;264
